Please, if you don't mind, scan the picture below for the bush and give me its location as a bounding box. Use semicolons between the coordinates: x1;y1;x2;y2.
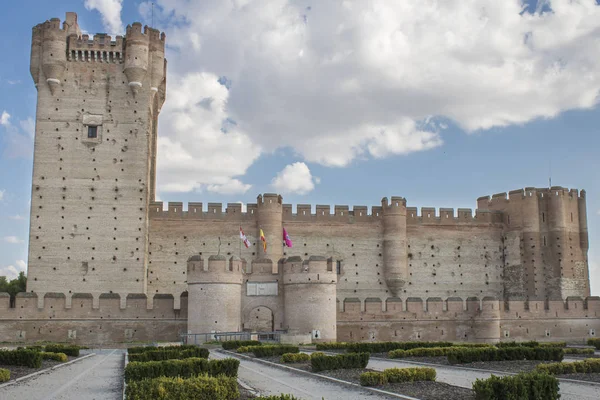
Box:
472;371;559;400
563;348;595;355
254;396;300;400
384;367;436;383
281;353;310;363
125;357;239;383
496;341;565;349
236;346;251;353
315;342;351;351
0;349;42;368
310;352;325;359
389;346;468;359
44;345;79;357
311;352;369;372
128;345;197;354
125;375;239;400
587;338;600;350
457;343;496;348
221;340;261;350
536;358;600;375
249;345;299;358
346;341;454;354
128;347;209;362
360;371;387;386
0;368;10;383
41;352;68;362
448;347;563;365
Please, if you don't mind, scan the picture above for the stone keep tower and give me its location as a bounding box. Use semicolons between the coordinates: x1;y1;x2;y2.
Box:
27;13;166;306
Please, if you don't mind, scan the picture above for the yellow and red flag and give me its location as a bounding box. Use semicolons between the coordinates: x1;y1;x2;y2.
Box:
259;229;267;252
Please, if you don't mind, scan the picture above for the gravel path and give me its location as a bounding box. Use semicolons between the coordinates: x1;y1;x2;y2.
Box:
0;349;123;400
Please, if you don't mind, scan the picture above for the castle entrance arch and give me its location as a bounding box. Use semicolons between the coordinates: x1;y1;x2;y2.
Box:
245;306;274;332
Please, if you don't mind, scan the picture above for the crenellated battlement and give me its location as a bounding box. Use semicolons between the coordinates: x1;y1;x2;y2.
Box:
478;186;585;209
125;23;166;44
67;34;125;63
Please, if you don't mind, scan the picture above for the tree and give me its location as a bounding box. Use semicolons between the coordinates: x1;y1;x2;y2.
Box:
0;272;27;307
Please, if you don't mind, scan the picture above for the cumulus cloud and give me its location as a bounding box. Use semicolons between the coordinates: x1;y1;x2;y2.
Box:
272;162;319;195
0;260;27;280
137;0;600;191
0;111;10;126
84;0;124;35
0;115;34;159
3;236;23;244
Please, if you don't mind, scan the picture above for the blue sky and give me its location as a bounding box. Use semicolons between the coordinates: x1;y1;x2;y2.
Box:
0;0;599;293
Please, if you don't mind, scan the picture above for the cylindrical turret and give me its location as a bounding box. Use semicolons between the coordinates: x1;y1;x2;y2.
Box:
578;190;589;251
30;26;42;87
257;194;283;264
283;256;337;342
382;197;408;296
124;23;150;96
186;255;243;334
148;28;165;96
41;18;67;95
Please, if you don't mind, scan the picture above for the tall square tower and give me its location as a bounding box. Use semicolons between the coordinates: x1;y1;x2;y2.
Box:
27;13;166;306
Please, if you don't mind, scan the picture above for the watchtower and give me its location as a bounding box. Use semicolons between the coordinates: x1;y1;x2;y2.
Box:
27;12;166;306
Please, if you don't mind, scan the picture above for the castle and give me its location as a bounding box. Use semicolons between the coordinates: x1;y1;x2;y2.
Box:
0;12;597;345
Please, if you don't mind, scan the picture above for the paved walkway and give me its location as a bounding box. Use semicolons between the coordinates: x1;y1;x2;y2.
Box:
212;350;400;400
367;357;600;400
0;349;124;400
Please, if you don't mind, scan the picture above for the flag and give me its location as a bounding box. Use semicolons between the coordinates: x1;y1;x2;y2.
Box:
259;228;267;252
283;227;293;248
239;227;251;248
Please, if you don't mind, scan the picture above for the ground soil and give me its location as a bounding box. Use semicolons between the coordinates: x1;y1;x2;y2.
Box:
0;356;77;382
556;373;600;383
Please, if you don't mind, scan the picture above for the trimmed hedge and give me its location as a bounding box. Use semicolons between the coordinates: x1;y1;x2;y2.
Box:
254;396;300;400
310;352;325;359
0;368;10;383
281;353;310;363
247;345;299;358
496;341;565;349
360;367;436;386
315;342;351;351
389;346;467;358
44;345;80;357
311;352;369;372
587;338;600;350
125;357;239;382
125;375;239;400
563;348;595;355
448;347;564;365
346;341;454;353
472;371;559;400
128;347;209;362
536;358;600;375
128;345;197;354
0;349;43;368
41;352;68;362
221;340;261;350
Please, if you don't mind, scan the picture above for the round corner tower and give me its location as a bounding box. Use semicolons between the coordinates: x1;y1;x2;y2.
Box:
257;193;284;263
187;255;243;334
283;256;337;342
381;196;408;296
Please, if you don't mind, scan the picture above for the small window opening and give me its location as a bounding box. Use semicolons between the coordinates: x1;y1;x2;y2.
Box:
88;126;98;138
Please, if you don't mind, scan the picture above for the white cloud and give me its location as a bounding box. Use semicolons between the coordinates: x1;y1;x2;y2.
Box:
145;0;600;183
0;111;10;126
271;162;318;195
3;236;24;244
7;80;21;85
84;0;124;35
0;190;4;202
8;215;25;221
236;201;247;213
0;260;26;280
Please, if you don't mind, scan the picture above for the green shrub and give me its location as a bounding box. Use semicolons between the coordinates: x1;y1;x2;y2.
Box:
563;348;595;355
44;345;80;357
384;367;436;383
496;341;566;349
248;345;299;358
0;349;42;368
281;353;310;363
315;342;351;351
221;340;261;350
236;346;251;353
0;368;10;383
128;347;209;362
346;341;454;353
587;338;600;350
311;352;369;372
472;371;559;400
448;347;563;365
536;358;600;375
41;352;68;362
360;371;387;386
254;395;300;400
457;343;496;348
125;374;239;400
128;344;197;354
389;346;469;358
310;352;325;359
125;357;239;383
